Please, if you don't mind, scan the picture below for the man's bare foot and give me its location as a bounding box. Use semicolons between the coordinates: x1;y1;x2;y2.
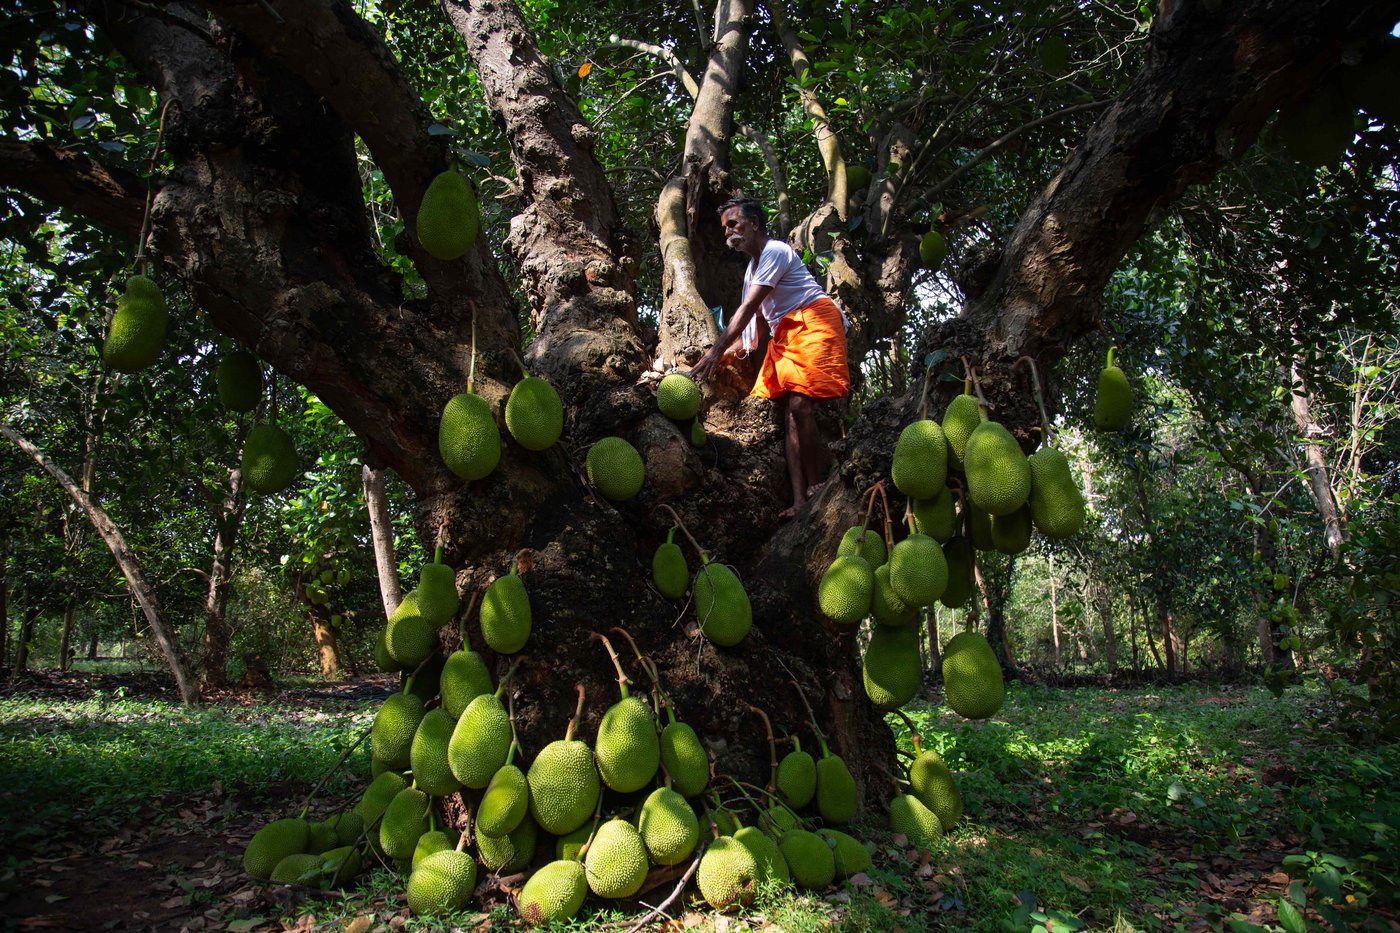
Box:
805;482;824;499
778;499;805;521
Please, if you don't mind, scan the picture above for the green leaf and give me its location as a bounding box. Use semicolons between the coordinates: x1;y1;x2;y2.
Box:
1278;898;1306;933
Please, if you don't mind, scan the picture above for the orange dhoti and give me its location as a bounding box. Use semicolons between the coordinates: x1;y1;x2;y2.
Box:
750;297;850;400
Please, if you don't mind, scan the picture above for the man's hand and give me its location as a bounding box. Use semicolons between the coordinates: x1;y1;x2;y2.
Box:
689;349;722;384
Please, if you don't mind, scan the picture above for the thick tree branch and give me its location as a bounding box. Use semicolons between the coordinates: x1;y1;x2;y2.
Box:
766;0;846;220
0;140;147;239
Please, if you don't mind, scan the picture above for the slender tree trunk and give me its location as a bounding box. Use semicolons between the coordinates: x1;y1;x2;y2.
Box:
1160;604;1177;675
1096;580;1118;675
311;609;341;679
1049;553;1061;668
1289;360;1345;558
363;463;402;620
10;605;39;679
58;599;76;672
0;541;8;672
87;627;98;660
926;607;941;673
200;467;247;691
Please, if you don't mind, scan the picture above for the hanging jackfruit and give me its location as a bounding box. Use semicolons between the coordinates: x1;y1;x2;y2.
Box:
817;554;874;626
506;375;564;451
416;170;480;261
919;229;947;271
871;563;918;627
480;565;531;654
862;622;922;710
241;424;300;494
216;348;262;412
416;559;459;626
103;275;168;373
989;505;1032;555
836;525;887;569
887;533;947;607
889;793;943;848
446;689;512;789
1028;445;1085;538
891;419;949;500
439;391;501;481
942;630;1004;719
910;486;957;542
652;532;689;600
776;742;816;809
939;537;974;609
1094;347;1132;431
942;392;980;469
964;420;1031;516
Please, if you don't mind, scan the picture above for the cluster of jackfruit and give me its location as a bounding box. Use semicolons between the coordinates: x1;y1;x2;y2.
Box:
889;743;965;850
440;370;565;482
651;526;752;647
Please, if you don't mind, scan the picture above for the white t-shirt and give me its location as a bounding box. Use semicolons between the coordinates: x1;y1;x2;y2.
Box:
743;239;830;330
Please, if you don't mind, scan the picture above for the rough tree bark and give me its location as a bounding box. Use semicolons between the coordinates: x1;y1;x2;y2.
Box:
1289;359;1345;558
199;466;246;691
363;463;403;621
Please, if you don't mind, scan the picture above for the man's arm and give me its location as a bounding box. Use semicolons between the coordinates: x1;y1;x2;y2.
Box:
690;282;773;383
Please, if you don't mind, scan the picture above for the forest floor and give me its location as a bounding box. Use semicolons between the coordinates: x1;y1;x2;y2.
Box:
0;671;1395;932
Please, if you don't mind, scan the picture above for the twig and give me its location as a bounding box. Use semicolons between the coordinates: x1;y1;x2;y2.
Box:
622;855;701;933
297;724;372;815
746;705;779;794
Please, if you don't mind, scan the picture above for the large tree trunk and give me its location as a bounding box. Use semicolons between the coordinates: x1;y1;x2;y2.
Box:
10;605;40;680
200;466;246;691
58;599;76;672
311;609;341;680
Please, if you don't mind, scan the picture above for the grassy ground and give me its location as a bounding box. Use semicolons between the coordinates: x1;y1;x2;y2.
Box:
0;676;1395;931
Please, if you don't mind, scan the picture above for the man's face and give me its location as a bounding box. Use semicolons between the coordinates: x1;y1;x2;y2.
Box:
721;208;760;252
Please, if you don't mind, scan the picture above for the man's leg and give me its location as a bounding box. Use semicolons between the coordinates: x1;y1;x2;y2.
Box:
789;392;822;498
781;394;805;518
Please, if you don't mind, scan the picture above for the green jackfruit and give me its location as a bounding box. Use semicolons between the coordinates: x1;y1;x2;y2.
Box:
862;623;922;711
270;852;322;885
371;692;425;770
968;503;995;551
1028;446;1085;539
216;349;262;413
847;164;870;192
506;375;564;451
406;849;478;916
818;554;874;625
964;421;1031;516
892;419;949;500
942;393;980;469
374;628;403;672
734;825;788;883
583;819;648;898
385;601;436;670
776;746;816;809
816;754;857;825
697;836;758;910
919;229;947;271
477;813;537;874
889;793;942;848
243;818;310;879
779;829;836;889
695;560;752;646
942;630;1004;719
480;569;531;654
657;372;702;420
241;424;300;494
911;487;957;542
989;505;1032;555
321;845;362;886
836;525;887;569
447;692;512;789
939;537;974;609
528;739;601;835
596;695;660;793
356;771;408;826
417;561;459;626
518;859;588;926
660;720;708;797
652;539;689;600
637;787;699;866
871;563;918;627
554;824;592;862
307;819;337;854
1094;349;1132;432
328;811;364;847
380;786;430;860
416;170;480;261
439;391;500;482
909;749;963;831
102;275;168;373
440;649;492;719
478;764;529;837
763;806;798;834
887;533;947;607
412;830;455;870
586;436;644;501
410;708;462;797
818;829;872;877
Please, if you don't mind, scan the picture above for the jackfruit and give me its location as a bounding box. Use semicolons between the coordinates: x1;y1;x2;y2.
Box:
818;554;874;625
1028;446;1085;539
871;563;918;627
919;229;947;271
776;745;816;809
321;845;362;886
478;763;529;837
989;505;1032;555
410;708;462;797
942;630;1004;719
862;622;922;711
964;421;1031;516
908;749;963;831
596;694;660;793
385;611;435;670
356;770;408;826
652;536;689;600
102;275;168;373
586;436;645;501
371;692;425;770
270;852;322;885
939;537;974;609
306;819;337;854
477;813;537;873
243;818;310;879
447;691;512;789
554;824;592;861
406;848;478;915
837;525;887;568
762;806;798;834
328;811;364;847
480;568;531;654
583;819;648;898
816;753;857;825
527;739;602;835
440;648;492;719
439;391;501;482
416;170;480;261
892;419;949;500
417;560;459;626
967;503;995;551
847;164;870;192
216;349;262;412
910;487;957;542
637;787;699;866
942;393;980;469
779;828;836;889
734;825;788;883
691;417;707;446
818;829;872;877
706;808;739;838
889;793;942;848
241;424;300;494
374;628;403;672
518;859;588;926
658;372;702;420
695;559;752;646
506;375;564;450
697;836;758;910
660;719;708;797
888;533;947;607
380;786;430;860
413;830;455;869
1094;348;1132;431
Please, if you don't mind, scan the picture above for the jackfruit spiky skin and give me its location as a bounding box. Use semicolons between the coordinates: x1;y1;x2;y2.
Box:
942;631;1005;720
652;542;689;600
504;375;564;451
939;537;974;609
708;809;739;838
216;349;262;413
818;829;872;877
968;503;995;551
554;824;592;861
694;561;752;646
816;755;857;825
480;572;531;654
887;533;948;607
911;487;957;543
243;818;311;879
478;764;529;837
380;786;431;860
440;649;492;719
778;829;836;890
836;525;887;569
447;692;512;789
871;563;918;627
1028;446;1085;539
103;275;168;373
582;819;648;898
989;505;1032;555
763;806;798;834
586;436;645;501
964;421;1032;516
417;562;459;626
412;830;455;870
406;849;478;916
328;811;364;847
321;845;362;886
528;739;602;835
1094;365;1132;431
909;750;963;831
241;424;300;494
889;793;943;848
691;418;707;447
356;771;408;826
307;820;337;854
270;852;323;885
818;554;874;626
942;394;981;469
410;708;463;797
518;859;588;926
697;836;759;911
657;372;702;420
477;813;537;873
371;693;425;770
862;623;922;711
416;171;480;261
637;787;700;866
596;695;661;792
734;826;788;883
385;608;435;670
660;721;708;797
439;392;501;482
374;628;404;672
892;419;949;500
776;749;816;809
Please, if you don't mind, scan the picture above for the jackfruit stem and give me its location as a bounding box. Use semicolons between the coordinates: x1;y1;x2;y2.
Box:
746;705;779;794
505;689;519;767
455;829;469;853
1106;345;1116;369
459;588;482;648
656;503;706;558
466;302;478;394
786;675;827;748
434;545;443;565
576;797;605;859
890;708;924;754
133;99;173;271
495;657;521;697
968;365;991;418
298;723;373;815
1016;355;1053;444
716;774;766;821
590;631;632;699
666;526;677;546
565;684;586;742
